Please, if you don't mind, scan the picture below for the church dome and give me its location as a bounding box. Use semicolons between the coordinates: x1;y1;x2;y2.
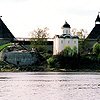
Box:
62;21;70;28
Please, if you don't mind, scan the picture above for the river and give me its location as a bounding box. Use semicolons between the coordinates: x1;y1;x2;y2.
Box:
0;72;100;100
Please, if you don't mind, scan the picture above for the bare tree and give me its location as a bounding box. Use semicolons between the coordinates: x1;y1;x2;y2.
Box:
30;27;49;53
30;27;49;40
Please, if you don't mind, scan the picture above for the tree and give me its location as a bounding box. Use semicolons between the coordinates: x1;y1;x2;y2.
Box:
30;27;49;53
72;46;77;55
63;46;72;56
30;27;49;39
60;46;77;56
93;42;100;55
72;28;87;39
79;39;89;54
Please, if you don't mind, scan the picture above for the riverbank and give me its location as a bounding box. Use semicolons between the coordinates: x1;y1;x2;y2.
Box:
0;62;100;72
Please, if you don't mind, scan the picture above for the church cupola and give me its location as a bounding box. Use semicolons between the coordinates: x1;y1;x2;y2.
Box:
62;21;70;28
62;21;71;35
95;12;100;25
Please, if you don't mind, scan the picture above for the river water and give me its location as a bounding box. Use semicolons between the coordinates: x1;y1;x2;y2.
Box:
0;72;100;100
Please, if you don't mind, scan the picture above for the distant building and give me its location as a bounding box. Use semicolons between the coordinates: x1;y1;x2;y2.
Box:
53;21;79;55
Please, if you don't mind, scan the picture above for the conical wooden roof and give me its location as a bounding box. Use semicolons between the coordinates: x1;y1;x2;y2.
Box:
87;24;100;39
95;14;100;22
0;17;15;39
87;14;100;39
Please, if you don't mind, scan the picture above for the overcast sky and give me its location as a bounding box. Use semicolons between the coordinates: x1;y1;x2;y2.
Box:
0;0;100;38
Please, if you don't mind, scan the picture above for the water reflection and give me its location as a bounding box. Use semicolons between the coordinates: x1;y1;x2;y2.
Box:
0;72;100;100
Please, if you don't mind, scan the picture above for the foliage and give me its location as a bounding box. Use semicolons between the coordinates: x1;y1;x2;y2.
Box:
30;27;49;39
0;43;12;52
72;46;77;55
63;46;72;56
78;39;90;54
93;42;100;55
47;45;100;71
30;27;49;53
47;46;78;69
0;61;18;72
60;46;77;56
72;28;87;39
47;56;56;67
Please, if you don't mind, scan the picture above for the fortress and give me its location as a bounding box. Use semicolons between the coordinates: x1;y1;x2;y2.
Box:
0;13;100;65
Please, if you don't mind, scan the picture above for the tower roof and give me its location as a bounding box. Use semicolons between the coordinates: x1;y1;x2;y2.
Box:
95;14;100;22
87;13;100;39
0;17;15;39
62;21;70;28
87;24;100;39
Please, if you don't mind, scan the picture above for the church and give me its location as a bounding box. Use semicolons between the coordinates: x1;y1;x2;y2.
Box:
53;21;79;55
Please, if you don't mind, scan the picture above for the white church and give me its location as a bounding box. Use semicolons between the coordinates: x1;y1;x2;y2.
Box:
53;21;79;55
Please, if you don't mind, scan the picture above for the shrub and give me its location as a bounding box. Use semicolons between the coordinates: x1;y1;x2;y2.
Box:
93;42;100;55
47;56;55;67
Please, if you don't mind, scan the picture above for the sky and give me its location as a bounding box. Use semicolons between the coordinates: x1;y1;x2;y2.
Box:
0;0;100;38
